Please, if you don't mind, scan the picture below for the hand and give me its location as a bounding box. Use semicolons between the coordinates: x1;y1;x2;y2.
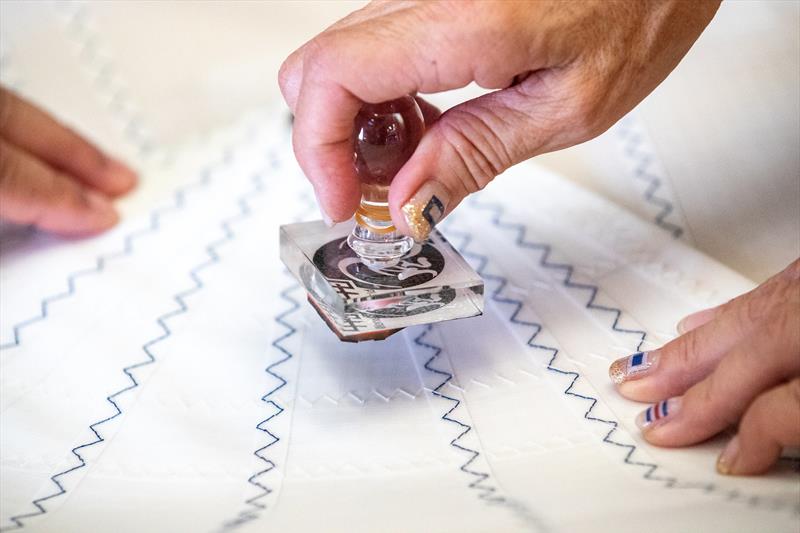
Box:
609;259;800;475
0;87;137;235
280;0;720;240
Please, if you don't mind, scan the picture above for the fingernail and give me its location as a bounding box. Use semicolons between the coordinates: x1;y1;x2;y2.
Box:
609;351;659;385
676;307;717;334
314;190;334;228
717;435;740;475
84;190;119;225
401;181;450;241
84;189;113;211
636;397;680;430
104;158;138;193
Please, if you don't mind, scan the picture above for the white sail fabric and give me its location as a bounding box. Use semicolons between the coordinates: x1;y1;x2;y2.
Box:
0;2;798;532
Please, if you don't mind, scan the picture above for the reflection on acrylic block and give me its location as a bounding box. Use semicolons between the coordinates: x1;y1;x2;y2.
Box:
280;220;484;342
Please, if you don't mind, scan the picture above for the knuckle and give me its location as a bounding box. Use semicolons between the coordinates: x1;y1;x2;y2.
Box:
301;36;334;75
668;331;702;374
764;305;789;337
781;258;800;282
438;108;513;194
277;58;292;93
738;288;774;329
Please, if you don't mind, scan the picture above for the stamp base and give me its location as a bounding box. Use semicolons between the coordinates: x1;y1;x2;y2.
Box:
279;220;484;342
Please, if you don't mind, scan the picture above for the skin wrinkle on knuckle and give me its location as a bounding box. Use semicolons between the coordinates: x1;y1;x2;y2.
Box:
738;285;778;333
438;108;512;194
669;329;703;377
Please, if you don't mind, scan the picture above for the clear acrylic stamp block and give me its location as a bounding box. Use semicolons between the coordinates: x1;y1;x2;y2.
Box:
280;220;484;342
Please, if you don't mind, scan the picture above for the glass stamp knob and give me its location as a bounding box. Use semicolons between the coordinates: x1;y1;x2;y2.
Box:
347;95;424;266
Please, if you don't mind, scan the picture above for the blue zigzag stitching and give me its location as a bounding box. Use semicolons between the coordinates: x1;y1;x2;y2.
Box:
617;119;684;239
221;279;300;530
447;223;665;482
414;324;547;532
0;129;257;351
0;159;273;532
416;324;504;502
456;201;800;513
468;200;647;352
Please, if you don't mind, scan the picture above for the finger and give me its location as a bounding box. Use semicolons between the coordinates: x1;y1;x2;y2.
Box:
0;87;137;196
290;6;542;223
388;69;615;241
291;68;363;222
414;96;442;126
717;378;800;476
278;1;408;112
610;263;799;401
636;308;800;447
0;139;119;235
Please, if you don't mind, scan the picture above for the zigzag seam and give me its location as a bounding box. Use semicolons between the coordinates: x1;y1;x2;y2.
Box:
221;279;299;530
1;166;271;532
415;325;505;503
415;319;547;532
618;121;684;239
0;139;252;351
61;2;153;155
460;201;797;513
449;223;664;480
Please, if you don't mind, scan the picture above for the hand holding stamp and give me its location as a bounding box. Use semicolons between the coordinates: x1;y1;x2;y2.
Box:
279;95;484;341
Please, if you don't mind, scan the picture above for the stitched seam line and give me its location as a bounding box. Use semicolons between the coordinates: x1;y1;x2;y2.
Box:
1;153;273;532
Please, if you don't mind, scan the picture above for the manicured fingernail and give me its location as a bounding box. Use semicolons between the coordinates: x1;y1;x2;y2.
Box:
636;397;679;430
401;181;450;241
676;307;717;334
314;190;334;227
717;435;740;475
609;351;659;385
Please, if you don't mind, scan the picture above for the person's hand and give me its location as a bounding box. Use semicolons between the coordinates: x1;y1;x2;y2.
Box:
609;259;800;476
279;0;720;240
0;87;137;235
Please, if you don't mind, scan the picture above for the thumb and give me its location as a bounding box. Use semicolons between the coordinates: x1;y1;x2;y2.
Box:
388;72;584;241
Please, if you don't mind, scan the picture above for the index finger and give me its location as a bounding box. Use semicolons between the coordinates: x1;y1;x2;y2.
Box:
639;307;800;447
290;23;485;222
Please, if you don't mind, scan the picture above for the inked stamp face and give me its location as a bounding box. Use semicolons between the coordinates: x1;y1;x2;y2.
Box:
311;236;454;319
313;237;445;290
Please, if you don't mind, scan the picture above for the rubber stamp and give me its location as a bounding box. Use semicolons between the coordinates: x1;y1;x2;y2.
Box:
280;96;484;341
